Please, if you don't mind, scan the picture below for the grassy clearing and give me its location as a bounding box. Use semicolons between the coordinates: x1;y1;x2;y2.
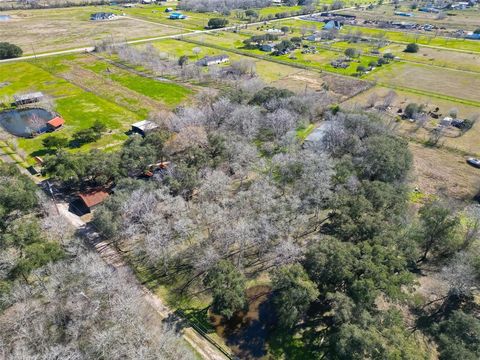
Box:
367;62;480;105
296;123;315;141
83;59;193;107
342;25;480;53
0;61;141;161
409;142;480;201
383;43;480;73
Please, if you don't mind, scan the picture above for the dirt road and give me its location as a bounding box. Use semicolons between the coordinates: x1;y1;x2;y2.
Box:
57;202;229;360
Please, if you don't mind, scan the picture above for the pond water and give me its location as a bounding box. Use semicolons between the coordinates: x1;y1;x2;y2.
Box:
0;108;55;137
0;15;11;21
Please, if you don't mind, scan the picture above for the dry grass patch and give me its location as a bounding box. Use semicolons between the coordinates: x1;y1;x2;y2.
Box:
409;142;480;201
0;7;181;54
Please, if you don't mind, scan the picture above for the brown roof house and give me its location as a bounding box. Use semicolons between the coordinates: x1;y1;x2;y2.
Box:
77;189;109;213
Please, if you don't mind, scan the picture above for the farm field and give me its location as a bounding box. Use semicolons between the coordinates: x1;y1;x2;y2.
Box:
385;43;480;72
366;62;480;106
0;54;196;162
0;6;183;55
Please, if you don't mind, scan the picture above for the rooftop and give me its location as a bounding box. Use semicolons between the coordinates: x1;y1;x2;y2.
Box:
132;120;159;132
13;92;44;102
78;190;109;208
47;116;65;128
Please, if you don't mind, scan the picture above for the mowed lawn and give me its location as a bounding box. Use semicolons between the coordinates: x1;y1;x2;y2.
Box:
0;62;141;160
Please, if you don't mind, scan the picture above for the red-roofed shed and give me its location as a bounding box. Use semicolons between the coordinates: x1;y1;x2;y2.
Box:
78;190;109;210
47;116;65;130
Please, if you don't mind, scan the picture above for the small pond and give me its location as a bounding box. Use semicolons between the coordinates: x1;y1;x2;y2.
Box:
0;15;11;21
0;108;56;138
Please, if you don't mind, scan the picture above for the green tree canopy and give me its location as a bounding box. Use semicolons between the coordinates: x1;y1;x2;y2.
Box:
208;18;229;28
271;263;319;328
204;260;247;318
0;42;23;60
405;43;419;53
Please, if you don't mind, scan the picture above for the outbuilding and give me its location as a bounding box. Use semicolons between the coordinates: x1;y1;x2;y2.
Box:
46;116;65;131
13;92;44;106
196;54;230;66
131;120;159;136
260;43;276;52
77;189;109;213
169;12;187;19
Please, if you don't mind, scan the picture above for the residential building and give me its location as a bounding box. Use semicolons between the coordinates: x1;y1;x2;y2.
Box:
196;54;230;66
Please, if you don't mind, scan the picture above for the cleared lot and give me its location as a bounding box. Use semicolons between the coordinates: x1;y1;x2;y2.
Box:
0;7;182;54
366;62;480;106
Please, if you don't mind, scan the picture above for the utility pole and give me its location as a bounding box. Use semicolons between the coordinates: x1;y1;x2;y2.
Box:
31;44;37;62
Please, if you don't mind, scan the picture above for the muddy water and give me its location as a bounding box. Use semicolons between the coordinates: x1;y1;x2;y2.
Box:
0;108;55;137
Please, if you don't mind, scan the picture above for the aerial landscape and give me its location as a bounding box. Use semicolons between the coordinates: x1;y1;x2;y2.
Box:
1;0;480;359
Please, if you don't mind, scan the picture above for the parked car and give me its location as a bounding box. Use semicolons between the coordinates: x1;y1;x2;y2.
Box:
467;158;480;168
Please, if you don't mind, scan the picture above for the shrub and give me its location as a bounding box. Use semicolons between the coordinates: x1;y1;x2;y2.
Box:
404;43;419;53
344;48;357;58
208;18;229;29
0;42;23;60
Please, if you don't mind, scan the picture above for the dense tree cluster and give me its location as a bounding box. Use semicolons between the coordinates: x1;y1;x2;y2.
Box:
0;165;195;359
37;70;480;359
0;42;23;60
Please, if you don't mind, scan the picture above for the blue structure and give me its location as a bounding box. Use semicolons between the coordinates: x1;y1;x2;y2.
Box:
170;12;186;19
466;33;480;40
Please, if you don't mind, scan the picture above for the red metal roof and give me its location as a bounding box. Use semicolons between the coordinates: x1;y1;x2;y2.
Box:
47;116;65;128
78;190;109;208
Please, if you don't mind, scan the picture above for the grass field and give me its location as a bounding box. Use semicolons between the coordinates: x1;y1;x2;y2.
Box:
0;54;198;162
366;62;480;106
0;6;184;55
384;44;480;72
342;25;480;53
409;142;480;201
0;61;141;159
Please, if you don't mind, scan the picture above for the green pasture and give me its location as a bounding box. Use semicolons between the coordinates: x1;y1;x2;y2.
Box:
0;61;139;160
